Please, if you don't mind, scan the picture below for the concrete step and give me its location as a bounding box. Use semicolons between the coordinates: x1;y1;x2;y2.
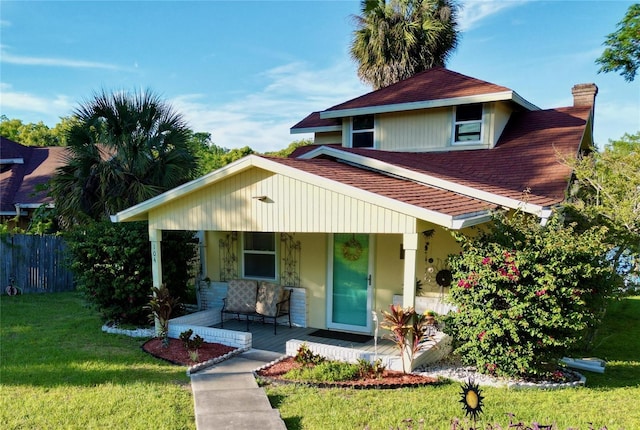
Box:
196;410;287;430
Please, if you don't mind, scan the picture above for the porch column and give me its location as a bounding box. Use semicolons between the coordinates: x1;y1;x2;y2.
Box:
402;233;418;308
150;229;163;334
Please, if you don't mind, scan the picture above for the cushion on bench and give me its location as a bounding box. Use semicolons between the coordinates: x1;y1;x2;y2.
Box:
225;279;257;313
256;281;284;317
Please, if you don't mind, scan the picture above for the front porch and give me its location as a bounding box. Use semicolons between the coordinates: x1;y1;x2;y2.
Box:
168;311;452;372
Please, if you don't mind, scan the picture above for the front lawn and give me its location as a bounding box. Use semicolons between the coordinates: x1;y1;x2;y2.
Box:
265;296;640;430
2;292;638;429
0;292;195;430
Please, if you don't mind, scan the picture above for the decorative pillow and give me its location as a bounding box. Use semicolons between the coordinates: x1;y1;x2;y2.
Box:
256;282;284;317
225;279;257;313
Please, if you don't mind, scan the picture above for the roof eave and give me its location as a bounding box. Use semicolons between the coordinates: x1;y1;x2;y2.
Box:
290;125;342;135
320;91;540;119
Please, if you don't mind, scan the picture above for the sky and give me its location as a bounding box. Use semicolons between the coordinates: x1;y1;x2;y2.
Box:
1;0;638;153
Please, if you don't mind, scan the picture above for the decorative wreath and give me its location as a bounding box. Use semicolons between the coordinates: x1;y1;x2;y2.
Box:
342;235;363;261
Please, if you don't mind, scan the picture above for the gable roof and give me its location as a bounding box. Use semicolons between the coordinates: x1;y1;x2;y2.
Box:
0;137;67;215
112;154;495;229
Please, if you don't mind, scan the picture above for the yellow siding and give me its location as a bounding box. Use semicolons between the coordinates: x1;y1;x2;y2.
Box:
491;101;513;147
377;108;451;151
148;168;417;234
314;131;342;145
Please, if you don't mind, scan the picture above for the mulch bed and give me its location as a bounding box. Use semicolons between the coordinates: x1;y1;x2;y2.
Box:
142;337;237;366
255;356;440;389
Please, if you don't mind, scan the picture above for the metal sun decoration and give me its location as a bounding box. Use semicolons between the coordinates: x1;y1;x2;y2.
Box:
459;378;485;422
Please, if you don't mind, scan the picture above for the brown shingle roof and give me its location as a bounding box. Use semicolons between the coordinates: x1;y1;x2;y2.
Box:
322;106;591;207
290;111;341;130
265;156;494;217
324;67;512;113
0;137;67;213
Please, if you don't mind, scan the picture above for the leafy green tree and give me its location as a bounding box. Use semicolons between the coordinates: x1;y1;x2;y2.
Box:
445;211;618;379
65;221;197;325
351;0;459;89
0;115;65;146
596;3;640;82
566;132;640;285
50;89;199;223
264;139;312;158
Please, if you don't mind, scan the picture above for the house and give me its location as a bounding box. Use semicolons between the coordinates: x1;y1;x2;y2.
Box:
0;137;67;229
111;68;597;364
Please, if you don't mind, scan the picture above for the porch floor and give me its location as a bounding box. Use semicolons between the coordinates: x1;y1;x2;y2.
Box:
212;320;398;356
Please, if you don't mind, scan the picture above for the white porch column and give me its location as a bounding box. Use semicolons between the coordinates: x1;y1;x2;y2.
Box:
149;229;163;334
402;233;418;308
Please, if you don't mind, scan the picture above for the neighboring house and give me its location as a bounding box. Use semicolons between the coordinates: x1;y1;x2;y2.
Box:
0;137;67;229
112;68;597;338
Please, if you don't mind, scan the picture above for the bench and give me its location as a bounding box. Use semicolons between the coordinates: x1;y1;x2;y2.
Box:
220;279;292;334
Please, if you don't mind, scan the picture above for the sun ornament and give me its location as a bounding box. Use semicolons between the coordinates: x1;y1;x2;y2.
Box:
459;378;484;421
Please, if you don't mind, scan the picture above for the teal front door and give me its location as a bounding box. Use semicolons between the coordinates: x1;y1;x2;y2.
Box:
328;233;371;333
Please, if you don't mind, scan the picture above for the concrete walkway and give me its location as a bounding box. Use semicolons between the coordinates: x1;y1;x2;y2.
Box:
190;349;288;430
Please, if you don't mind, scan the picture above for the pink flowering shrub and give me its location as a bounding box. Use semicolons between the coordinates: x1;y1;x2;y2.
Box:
444;210;619;378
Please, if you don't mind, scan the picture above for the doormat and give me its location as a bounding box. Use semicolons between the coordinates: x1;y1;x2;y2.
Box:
309;329;373;343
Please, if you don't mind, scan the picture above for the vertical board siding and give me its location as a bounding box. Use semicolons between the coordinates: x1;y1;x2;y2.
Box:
1;234;74;293
378;108;451;151
148;168;417;234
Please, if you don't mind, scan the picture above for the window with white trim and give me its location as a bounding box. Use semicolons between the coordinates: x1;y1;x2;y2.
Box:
351;115;374;148
453;104;483;144
242;232;276;280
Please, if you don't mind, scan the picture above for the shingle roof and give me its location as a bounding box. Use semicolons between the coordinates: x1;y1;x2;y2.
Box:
266;156;494;217
289;106;590;211
0;137;67;213
324;67;513;113
290;111;341;130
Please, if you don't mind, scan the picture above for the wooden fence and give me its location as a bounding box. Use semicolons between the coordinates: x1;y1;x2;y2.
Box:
1;234;75;294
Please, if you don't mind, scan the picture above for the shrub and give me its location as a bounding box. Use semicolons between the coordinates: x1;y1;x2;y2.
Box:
65;221;198;325
294;343;325;366
444;211;618;378
380;304;433;373
284;361;361;382
147;284;180;347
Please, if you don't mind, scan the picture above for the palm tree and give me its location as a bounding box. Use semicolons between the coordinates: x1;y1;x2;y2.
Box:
351;0;460;89
51;89;198;223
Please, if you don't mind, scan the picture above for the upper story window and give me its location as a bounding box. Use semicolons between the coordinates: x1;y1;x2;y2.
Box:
351;115;374;148
453;104;483;144
242;232;276;280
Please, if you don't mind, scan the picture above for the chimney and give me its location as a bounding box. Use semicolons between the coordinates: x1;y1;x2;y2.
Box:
571;83;598;107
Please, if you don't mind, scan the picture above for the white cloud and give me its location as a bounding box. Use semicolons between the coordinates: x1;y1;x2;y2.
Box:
173;61;367;153
1;49;121;70
458;0;530;31
0;83;73;116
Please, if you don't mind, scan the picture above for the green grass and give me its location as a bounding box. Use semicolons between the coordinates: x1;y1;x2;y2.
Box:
2;292;638;430
265;297;640;430
0;292;194;430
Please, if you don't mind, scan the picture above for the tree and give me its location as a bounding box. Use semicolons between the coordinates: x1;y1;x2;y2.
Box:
50;89;199;223
350;0;459;89
565;132;640;286
445;211;618;378
0;115;66;146
596;4;640;82
264;138;312;158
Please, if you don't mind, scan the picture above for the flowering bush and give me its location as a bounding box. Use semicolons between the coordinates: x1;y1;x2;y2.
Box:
444;210;619;378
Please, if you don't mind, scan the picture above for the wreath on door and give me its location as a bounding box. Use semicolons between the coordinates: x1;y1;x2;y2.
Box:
342;235;363;261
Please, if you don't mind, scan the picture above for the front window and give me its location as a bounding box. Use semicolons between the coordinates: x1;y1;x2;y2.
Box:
453;104;483;144
351;115;374;148
242;232;276;280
